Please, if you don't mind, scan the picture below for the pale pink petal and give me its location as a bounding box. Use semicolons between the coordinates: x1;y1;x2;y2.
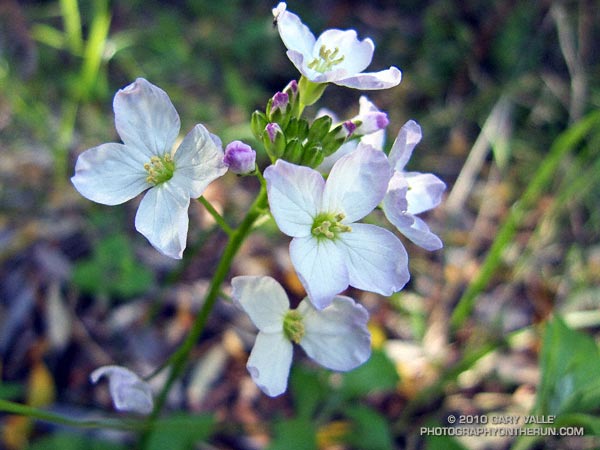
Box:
247;332;293;397
171;124;227;198
113;78;180;158
134;183;190;259
298;296;371;371
322;143;391;223
318;140;358;174
289;236;348;309
232;276;289;333
388;120;421;171
71;143;149;205
264;160;324;237
338;223;409;296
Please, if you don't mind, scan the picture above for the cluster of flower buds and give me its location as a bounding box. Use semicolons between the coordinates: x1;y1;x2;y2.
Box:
251;81;348;168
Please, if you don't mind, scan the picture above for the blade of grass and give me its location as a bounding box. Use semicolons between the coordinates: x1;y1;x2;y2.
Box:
79;0;111;99
60;0;83;55
450;110;600;330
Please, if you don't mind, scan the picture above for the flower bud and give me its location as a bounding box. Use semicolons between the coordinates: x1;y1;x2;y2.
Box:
223;140;256;174
251;111;268;140
263;123;286;160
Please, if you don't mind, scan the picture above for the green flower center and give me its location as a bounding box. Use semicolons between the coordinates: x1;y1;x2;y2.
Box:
312;212;352;240
308;45;345;73
144;153;175;185
283;310;304;344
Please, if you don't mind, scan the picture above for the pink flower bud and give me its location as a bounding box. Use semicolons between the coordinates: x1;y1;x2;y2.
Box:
223;140;256;174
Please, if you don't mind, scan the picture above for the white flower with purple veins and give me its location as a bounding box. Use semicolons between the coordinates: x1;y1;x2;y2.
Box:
382;120;446;251
272;2;401;89
232;275;371;397
264;144;409;309
71;78;227;259
90;365;153;415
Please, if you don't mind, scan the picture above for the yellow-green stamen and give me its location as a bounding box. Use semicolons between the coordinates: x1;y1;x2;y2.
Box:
308;45;345;73
312;212;352;240
283;310;305;344
144;153;175;185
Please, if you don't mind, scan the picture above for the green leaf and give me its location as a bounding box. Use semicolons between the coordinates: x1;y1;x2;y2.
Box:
267;417;317;450
344;405;394;450
535;316;600;417
0;382;23;400
339;350;399;399
425;433;469;450
289;365;326;419
146;413;215;450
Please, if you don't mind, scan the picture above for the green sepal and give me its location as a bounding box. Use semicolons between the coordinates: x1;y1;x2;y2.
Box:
283;138;304;164
285;118;310;142
251;110;268;140
301;143;324;168
299;76;327;107
307;115;333;144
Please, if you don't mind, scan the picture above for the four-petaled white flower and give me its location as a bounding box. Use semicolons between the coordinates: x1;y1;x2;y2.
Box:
264;144;409;309
272;2;401;90
382;120;446;251
90;365;153;415
232;275;371;397
71;78;228;259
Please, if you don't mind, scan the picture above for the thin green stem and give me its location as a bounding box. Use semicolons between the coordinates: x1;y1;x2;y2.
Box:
138;186;268;447
0;399;136;431
198;196;233;235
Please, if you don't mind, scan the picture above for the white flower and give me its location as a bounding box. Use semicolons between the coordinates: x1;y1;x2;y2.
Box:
264;144;409;309
90;365;153;415
232;275;371;397
382;121;446;250
272;2;401;89
71;78;228;259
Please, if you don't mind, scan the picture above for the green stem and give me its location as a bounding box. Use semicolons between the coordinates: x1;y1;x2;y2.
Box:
138;186;268;447
0;399;135;431
198;196;233;235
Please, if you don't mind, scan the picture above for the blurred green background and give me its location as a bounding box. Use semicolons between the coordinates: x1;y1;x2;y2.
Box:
1;0;600;449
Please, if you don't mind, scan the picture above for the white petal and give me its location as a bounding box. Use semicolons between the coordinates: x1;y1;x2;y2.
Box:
298;296;371;371
318;140;358;174
388;120;421;171
71;143;149;205
289;236;348;309
397;215;443;251
171;124;227;198
334;67;402;90
113;78;180;158
232;276;289;333
322;143;391;223
90;365;153;415
264;160;324;237
404;172;446;215
276;6;315;57
247;332;293;397
339;223;409;296
313;29;373;75
134;183;190;259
